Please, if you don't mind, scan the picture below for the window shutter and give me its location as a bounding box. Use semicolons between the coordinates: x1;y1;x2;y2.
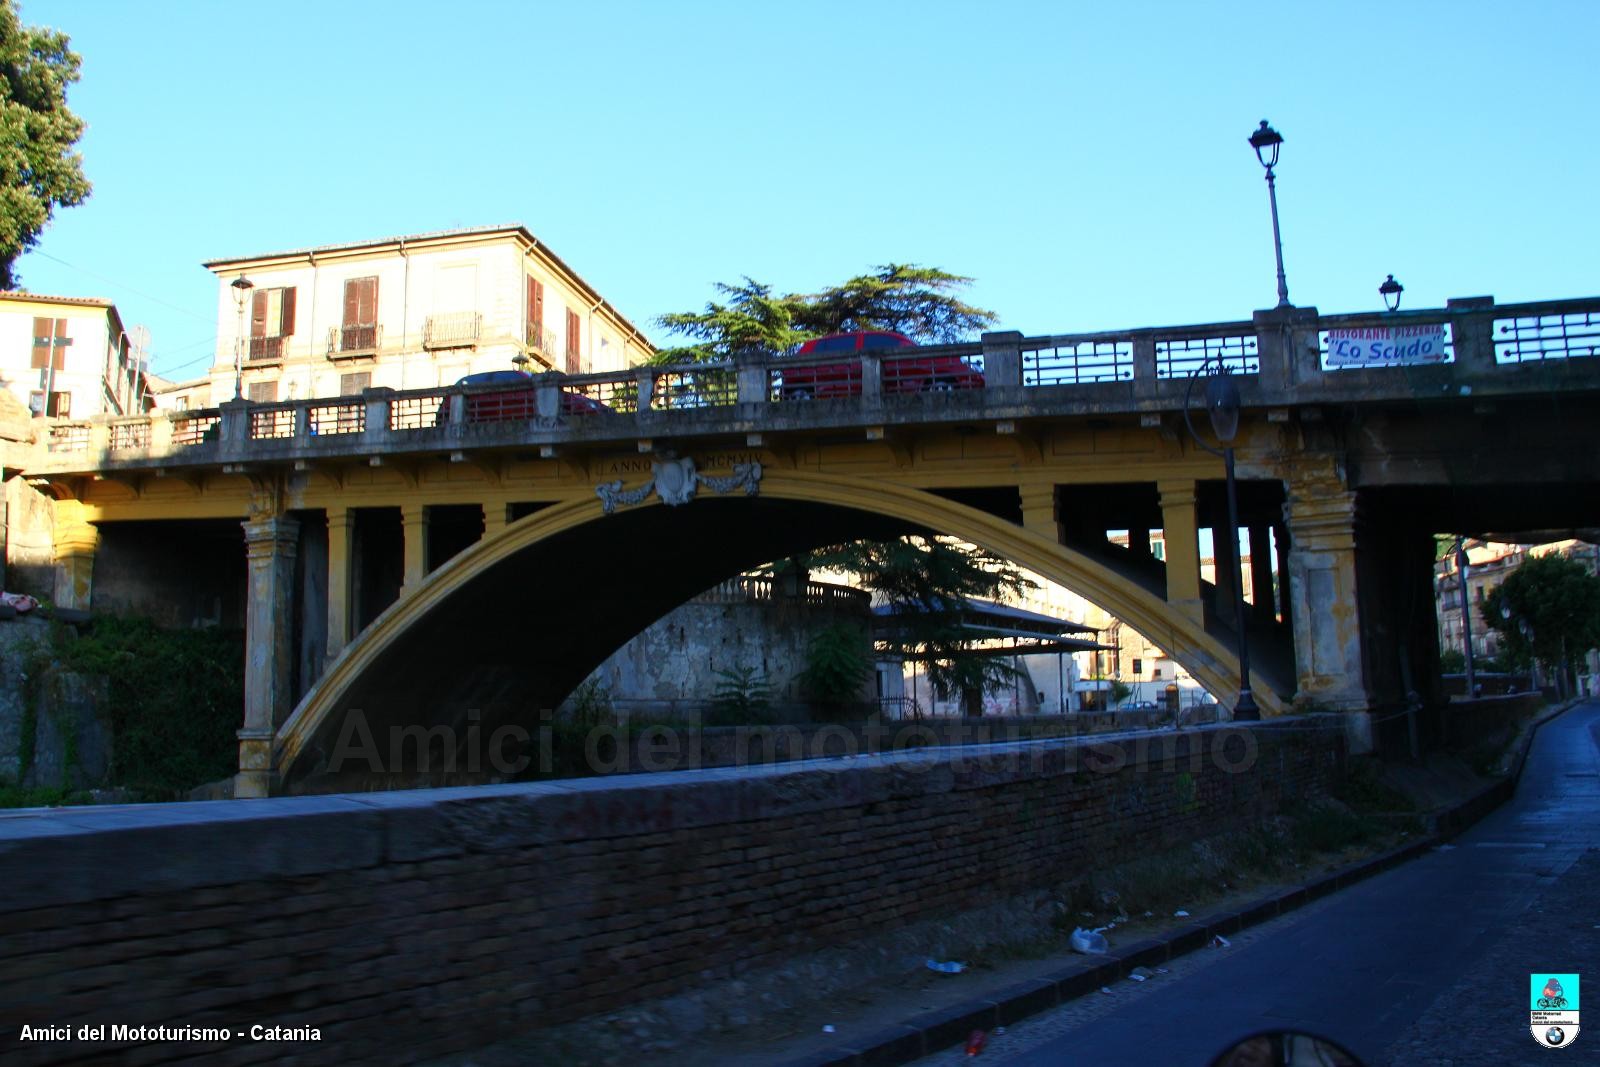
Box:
251;290;268;338
51;319;68;371
358;277;377;324
279;287;296;336
566;308;581;373
343;278;361;327
31;317;50;369
340;371;371;396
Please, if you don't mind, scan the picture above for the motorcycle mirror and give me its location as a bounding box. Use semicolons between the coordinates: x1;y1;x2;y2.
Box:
1209;1030;1367;1067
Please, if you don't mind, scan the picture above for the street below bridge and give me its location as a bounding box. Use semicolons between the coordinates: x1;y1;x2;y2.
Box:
912;701;1600;1067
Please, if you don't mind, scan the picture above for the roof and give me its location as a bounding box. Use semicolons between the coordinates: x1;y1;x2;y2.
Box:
872;596;1099;633
200;223;652;350
0;290;114;309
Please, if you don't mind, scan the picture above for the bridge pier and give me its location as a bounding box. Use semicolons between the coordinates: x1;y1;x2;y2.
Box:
1283;467;1371;750
325;507;353;662
51;498;99;612
400;503;429;594
237;513;299;798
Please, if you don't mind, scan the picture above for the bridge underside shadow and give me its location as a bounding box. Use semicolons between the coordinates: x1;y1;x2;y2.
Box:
279;498;917;793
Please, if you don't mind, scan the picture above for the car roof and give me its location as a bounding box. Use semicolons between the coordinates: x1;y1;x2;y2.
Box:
456;370;530;385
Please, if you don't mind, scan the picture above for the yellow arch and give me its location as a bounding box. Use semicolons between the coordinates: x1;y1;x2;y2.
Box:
277;470;1280;778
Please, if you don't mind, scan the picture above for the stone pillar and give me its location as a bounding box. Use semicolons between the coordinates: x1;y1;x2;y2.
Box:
1158;479;1203;626
1275;521;1292;622
1283;464;1371;748
981;331;1023;390
400;503;429;593
1127;526;1152;563
1018;483;1059;543
52;499;99;611
237;513;300;798
482;501;508;541
1249;524;1276;621
1212;515;1240;630
326;507;353;661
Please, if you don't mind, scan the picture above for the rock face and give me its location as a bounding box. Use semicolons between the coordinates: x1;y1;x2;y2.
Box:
0;618;113;790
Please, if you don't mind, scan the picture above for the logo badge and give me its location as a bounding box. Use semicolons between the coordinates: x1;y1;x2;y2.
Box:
1531;973;1580;1049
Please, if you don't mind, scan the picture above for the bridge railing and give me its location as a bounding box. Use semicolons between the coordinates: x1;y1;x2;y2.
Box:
25;296;1600;468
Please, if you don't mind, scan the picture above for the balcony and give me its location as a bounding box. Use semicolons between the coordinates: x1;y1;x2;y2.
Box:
423;311;481;351
327;323;382;361
246;335;288;365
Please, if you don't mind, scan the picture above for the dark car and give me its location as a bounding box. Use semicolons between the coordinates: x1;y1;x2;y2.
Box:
778;331;985;400
445;370;610;425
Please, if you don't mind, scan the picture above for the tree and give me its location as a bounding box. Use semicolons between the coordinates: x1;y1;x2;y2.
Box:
653;263;998;362
0;1;91;289
1482;552;1600;683
805;536;1036;716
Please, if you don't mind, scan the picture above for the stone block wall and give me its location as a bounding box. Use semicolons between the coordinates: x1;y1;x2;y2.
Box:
0;720;1345;1065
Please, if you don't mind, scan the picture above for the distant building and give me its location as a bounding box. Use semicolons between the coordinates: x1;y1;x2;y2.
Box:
0;292;146;418
197;225;653;407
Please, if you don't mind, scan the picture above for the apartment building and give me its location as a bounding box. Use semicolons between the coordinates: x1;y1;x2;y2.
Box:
195;225;653;407
0;292;145;418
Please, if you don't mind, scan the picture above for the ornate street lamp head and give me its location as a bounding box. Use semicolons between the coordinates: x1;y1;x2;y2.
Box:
231;274;254;308
1249;120;1283;170
1204;365;1242;443
1380;274;1404;312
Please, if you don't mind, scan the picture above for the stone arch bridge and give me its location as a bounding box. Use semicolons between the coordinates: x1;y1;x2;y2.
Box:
15;297;1600;794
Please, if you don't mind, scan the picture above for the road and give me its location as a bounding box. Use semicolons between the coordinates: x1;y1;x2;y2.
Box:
915;700;1600;1067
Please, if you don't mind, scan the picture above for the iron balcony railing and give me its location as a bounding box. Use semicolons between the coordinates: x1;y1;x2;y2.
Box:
25;295;1600;468
422;312;482;350
246;335;289;363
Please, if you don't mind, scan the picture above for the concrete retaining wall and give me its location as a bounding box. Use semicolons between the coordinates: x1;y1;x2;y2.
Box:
0;720;1345;1065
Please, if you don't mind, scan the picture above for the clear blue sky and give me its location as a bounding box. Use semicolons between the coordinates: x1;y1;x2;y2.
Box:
14;0;1599;380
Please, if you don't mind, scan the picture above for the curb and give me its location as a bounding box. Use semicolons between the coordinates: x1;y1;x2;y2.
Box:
778;698;1587;1067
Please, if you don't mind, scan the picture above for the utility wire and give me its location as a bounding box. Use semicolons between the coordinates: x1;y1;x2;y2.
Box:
28;250;213;323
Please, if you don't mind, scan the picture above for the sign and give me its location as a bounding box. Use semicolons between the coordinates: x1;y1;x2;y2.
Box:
1531;972;1580;1049
1326;325;1448;367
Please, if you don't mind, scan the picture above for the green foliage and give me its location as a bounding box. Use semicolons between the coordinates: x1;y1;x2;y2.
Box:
48;616;243;799
1285;800;1376;854
0;1;91;288
798;622;873;709
1110;680;1133;705
1437;648;1465;673
710;665;774;724
566;678;614;728
807;535;1034;703
792;264;999;342
653;264;999;362
1482;552;1600;674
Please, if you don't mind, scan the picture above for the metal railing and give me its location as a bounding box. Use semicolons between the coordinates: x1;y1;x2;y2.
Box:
1154;327;1259;378
109;421;150;452
249;406;296;441
1493;306;1600;363
309;401;365;436
247;335;289;363
171;412;220;447
390;392;448;431
328;323;382;356
652;366;737;409
1025;335;1132;384
423;312;481;350
48;423;88;453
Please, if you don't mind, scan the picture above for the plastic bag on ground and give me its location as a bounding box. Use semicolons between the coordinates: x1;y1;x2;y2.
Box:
1070;927;1109;954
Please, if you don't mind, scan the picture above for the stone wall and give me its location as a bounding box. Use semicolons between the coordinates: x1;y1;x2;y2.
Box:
0;720;1345;1065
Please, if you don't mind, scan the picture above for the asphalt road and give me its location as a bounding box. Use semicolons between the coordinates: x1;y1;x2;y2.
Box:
916;700;1600;1067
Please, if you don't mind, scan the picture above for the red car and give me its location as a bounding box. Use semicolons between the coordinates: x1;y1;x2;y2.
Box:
449;371;610;423
778;331;985;400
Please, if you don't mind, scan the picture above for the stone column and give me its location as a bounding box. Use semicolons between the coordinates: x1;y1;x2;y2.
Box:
1249;524;1276;622
1018;483;1059;543
1212;514;1240;630
326;507;353;661
237;513;300;798
400;503;429;594
1283;464;1371;748
51;499;99;612
482;501;508;541
1157;479;1203;626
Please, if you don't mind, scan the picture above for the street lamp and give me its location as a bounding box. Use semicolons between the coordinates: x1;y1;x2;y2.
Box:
1380;274;1404;313
231;275;254;401
1248;120;1291;308
1183;358;1260;721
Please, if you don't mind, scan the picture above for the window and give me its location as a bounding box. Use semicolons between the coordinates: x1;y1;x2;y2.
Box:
1132;658;1143;674
525;277;545;347
249;287;296;360
1152;667;1163;679
565;308;581;373
340;372;371;396
31;317;70;370
247;381;278;403
340;276;379;351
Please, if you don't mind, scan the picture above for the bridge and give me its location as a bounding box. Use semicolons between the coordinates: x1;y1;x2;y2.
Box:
14;296;1600;795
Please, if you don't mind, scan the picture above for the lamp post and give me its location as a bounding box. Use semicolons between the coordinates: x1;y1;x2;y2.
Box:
1453;538;1476;697
1380;274;1404;312
231;275;254;401
1183;359;1260;721
1248;120;1291;308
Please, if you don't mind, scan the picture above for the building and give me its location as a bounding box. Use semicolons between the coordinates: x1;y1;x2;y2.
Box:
195;225;653;407
0;292;146;418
